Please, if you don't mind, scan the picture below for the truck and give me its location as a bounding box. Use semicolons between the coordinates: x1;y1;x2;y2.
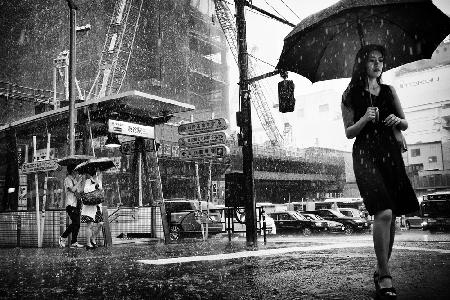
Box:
420;192;450;232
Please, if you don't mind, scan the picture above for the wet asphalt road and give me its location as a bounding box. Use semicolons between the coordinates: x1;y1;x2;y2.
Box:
0;230;449;300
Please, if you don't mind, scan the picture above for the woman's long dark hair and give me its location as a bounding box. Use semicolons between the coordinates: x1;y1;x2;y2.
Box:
343;44;387;107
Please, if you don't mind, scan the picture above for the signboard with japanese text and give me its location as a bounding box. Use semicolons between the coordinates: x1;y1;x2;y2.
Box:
33;148;55;161
180;145;229;159
21;159;59;174
108;119;155;138
178;131;227;148
120;139;156;155
171;145;179;157
178;118;228;135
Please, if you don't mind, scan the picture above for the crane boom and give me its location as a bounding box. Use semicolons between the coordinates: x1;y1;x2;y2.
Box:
213;0;284;146
88;0;143;100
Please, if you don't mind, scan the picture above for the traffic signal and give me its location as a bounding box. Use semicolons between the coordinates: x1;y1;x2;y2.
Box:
225;172;245;207
278;79;295;113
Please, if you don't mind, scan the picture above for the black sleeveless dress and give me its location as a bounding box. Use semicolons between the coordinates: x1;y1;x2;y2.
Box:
349;84;419;216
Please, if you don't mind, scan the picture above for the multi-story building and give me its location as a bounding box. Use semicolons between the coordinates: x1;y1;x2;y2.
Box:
394;37;450;195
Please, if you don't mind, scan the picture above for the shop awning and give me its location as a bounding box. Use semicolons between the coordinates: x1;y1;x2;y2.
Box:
0;90;195;134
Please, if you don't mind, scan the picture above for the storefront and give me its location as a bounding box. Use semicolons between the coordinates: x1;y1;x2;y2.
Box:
0;91;195;246
0;91;195;211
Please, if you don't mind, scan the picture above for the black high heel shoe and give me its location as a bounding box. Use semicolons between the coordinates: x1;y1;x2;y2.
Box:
376;275;397;300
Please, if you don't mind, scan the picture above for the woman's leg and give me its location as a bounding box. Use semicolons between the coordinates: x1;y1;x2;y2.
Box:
91;223;99;244
373;209;393;289
86;221;93;247
388;214;396;261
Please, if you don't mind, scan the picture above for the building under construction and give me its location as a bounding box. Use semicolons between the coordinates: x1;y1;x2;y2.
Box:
0;0;229;123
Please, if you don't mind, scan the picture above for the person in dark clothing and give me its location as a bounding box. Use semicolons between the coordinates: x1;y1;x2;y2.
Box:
59;165;83;248
341;44;419;300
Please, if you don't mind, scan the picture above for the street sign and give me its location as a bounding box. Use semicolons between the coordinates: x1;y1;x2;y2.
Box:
178;118;228;135
21;159;59;174
108;119;155;138
178;131;227;148
120;139;156;155
179;145;230;159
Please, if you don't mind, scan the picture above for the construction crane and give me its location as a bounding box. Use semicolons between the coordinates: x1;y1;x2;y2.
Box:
0;81;63;108
87;0;144;100
213;0;284;147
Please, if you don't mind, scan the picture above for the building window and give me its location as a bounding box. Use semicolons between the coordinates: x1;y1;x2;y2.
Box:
297;108;304;117
318;104;329;112
411;148;421;157
428;156;437;163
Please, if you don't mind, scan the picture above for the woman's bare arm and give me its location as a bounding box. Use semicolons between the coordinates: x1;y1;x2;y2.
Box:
388;85;408;131
341;90;374;139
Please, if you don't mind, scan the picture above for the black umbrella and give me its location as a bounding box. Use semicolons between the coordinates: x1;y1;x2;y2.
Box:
74;157;116;174
57;155;94;167
277;0;450;82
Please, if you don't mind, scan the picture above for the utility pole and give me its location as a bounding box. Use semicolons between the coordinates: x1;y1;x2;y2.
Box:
235;0;257;246
67;0;77;155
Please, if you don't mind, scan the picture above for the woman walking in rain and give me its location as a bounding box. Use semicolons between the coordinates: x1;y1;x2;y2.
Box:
59;165;84;248
80;168;104;250
341;44;419;300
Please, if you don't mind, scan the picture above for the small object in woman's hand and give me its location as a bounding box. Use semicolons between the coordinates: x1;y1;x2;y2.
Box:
373;107;379;123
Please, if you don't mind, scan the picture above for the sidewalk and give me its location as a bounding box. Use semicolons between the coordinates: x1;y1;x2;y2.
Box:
1;234;449;299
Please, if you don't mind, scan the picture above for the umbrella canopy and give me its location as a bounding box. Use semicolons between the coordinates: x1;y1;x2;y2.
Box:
57;155;94;167
74;157;116;174
276;0;450;83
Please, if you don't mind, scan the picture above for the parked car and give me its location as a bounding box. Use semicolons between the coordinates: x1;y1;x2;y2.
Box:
268;211;327;236
404;216;423;229
232;208;277;235
260;212;277;235
164;199;223;241
302;213;346;233
338;208;365;219
305;209;370;235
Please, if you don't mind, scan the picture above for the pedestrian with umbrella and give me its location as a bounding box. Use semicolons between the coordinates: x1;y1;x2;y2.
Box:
342;43;419;299
57;155;92;248
276;0;450;298
75;157;115;249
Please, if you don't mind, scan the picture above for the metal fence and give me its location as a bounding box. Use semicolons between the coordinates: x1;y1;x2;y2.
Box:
0;206;269;248
0;206;164;248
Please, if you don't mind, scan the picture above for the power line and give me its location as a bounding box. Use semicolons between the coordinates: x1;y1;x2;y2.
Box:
278;0;301;22
263;0;291;24
247;53;276;68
